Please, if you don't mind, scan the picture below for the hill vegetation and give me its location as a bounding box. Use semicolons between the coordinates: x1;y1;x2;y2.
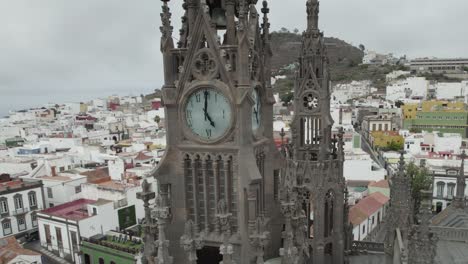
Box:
270;29;409;103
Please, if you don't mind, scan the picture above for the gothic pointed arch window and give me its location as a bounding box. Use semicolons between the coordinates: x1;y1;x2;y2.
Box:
324;189;335;238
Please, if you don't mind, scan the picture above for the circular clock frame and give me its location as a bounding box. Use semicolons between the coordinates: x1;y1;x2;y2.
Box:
179;81;236;144
301;91;320;113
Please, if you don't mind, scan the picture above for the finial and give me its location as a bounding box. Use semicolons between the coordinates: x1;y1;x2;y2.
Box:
261;1;269;14
160;0;173;40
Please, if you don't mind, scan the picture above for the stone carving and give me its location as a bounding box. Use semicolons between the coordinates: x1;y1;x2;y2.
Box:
136;180;157;264
249;215;271;264
152;185;173;264
192;48;219;81
180;220;204;264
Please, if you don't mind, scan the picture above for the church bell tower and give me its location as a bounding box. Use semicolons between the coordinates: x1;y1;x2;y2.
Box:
281;0;349;263
153;0;281;263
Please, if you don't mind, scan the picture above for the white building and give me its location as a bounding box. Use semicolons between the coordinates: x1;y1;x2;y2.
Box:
0;176;44;239
37;198;117;263
344;151;386;182
349;192;389;241
386;77;429;102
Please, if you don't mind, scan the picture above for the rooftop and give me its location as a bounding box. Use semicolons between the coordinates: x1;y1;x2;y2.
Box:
40;198;111;221
0;178;41;193
0;236;41;263
349;192;390;225
368;179;389;189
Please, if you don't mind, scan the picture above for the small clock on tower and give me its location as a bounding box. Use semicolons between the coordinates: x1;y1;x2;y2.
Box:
184;87;233;142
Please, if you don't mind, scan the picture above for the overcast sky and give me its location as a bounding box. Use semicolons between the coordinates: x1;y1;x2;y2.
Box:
1;0;467;116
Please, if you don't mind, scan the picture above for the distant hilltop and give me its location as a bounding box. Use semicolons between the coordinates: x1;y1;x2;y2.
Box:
270;30;364;73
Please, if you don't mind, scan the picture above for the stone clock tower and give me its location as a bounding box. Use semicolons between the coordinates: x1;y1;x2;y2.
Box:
153;0;281;263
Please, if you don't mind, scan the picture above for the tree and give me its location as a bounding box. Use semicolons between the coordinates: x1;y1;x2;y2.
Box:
387;140;403;152
463;66;468;72
280;92;294;106
395;100;404;108
407;162;432;217
280;27;289;33
154;115;161;124
359;44;365;52
293;28;299;34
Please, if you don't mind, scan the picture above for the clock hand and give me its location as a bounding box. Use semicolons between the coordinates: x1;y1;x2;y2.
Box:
254;108;259;123
206;113;216;128
204;91;208;121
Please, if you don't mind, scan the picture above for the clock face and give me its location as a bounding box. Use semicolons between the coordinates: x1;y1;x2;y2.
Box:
303;92;319;111
252;88;261;132
185;88;232;141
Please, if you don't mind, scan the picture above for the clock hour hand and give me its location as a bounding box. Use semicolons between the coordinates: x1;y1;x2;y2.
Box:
205;113;216;128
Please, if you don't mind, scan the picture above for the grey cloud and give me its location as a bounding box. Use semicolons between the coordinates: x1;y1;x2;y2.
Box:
0;0;467;114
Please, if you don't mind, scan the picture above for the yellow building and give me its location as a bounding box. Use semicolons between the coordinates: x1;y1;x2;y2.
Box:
421;100;465;112
402;104;418;120
369;131;404;150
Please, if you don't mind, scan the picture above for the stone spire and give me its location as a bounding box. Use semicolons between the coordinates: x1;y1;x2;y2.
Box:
385;151;413;254
249;215;270;264
152;185;173;264
306;0;320;31
279;188;299;264
453;151;466;208
216;199;235;264
408;187;438;264
136;180;157;264
160;0;173;43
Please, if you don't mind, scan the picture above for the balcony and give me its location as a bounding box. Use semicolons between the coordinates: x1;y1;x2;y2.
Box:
12;207;29;216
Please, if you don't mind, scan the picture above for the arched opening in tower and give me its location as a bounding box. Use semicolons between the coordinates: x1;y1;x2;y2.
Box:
197;246;223;264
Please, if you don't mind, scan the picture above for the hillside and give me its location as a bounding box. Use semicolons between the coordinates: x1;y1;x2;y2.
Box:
270;31;365;75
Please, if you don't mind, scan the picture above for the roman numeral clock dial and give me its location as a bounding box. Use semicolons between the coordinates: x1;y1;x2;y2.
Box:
185;88;232;141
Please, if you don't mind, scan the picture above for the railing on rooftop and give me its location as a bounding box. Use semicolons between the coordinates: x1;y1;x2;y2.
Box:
351;241;385;253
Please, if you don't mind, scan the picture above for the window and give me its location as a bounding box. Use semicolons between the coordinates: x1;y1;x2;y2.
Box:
70;231;78;251
362;225;366;234
31;213;38;227
99;258;105;264
14;195;23;210
0;198;8;216
437;182;445;198
447;183;456;199
28;191;37;208
92;207;97;216
56;227;63;248
84;254;91;264
75;186;82;194
2;220;12;236
44;224;51;244
47;187;53;198
372;216;375;225
49;203;54;208
18;216;26;231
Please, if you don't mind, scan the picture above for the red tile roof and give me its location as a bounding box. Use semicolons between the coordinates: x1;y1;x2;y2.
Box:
368;179;389;189
350;192;390;224
80;168;110;183
135;151;153;161
0;179;41;193
369;192;390;205
40;199;95;221
0;236;40;263
349;206;368;226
